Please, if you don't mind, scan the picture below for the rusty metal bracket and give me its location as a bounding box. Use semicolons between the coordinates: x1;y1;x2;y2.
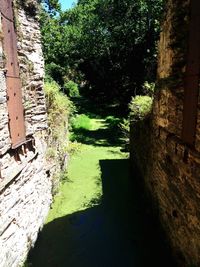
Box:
0;0;26;148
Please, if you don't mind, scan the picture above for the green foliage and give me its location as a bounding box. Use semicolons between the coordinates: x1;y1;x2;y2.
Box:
129;95;153;121
44;80;73;192
71;114;92;131
45;63;65;84
70;114;93;142
120;118;130;146
142;81;155;97
44;80;73;152
105;116;121;137
39;0;164;107
39;0;61;16
105;116;120;127
45;81;71;121
66;141;83;155
64;80;80;97
22;262;31;267
66;0;163;104
46;117;127;223
118;95;153;151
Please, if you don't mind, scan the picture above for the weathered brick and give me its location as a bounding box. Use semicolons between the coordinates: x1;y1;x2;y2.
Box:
130;1;200;266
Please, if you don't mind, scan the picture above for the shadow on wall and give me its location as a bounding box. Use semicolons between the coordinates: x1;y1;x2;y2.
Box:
28;159;176;267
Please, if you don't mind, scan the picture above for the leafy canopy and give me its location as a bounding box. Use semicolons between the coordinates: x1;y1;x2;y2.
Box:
40;0;164;108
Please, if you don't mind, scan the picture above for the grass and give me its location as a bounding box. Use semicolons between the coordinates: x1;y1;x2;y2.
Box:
47;118;127;222
70;114;123;146
26;117;131;266
26;112;176;267
70;114;93;141
71;114;92;131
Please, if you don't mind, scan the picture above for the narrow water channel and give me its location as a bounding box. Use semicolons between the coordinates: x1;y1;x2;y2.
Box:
27;118;176;267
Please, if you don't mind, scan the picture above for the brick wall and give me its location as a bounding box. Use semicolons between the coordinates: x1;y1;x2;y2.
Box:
130;1;200;266
0;1;53;266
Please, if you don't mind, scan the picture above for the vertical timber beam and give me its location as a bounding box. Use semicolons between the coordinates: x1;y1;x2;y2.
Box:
182;0;200;147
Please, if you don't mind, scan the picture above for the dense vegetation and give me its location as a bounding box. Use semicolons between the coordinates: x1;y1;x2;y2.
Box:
40;0;164;111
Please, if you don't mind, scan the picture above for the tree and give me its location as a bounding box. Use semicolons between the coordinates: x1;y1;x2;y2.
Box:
40;0;164;107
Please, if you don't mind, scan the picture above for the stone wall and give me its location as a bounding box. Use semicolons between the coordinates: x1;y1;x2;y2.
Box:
0;1;53;266
130;1;200;266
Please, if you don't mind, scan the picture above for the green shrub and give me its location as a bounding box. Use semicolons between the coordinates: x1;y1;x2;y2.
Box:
64;80;79;97
119;95;153;151
142;81;155;97
44;81;73;193
45;62;64;85
44;80;74;149
105;116;120;126
120;118;130;144
71;114;92;131
23;261;32;267
45;81;71;116
105;115;121;134
129;95;153;122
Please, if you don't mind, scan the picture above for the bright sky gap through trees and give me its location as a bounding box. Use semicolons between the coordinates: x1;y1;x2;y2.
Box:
59;0;77;10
